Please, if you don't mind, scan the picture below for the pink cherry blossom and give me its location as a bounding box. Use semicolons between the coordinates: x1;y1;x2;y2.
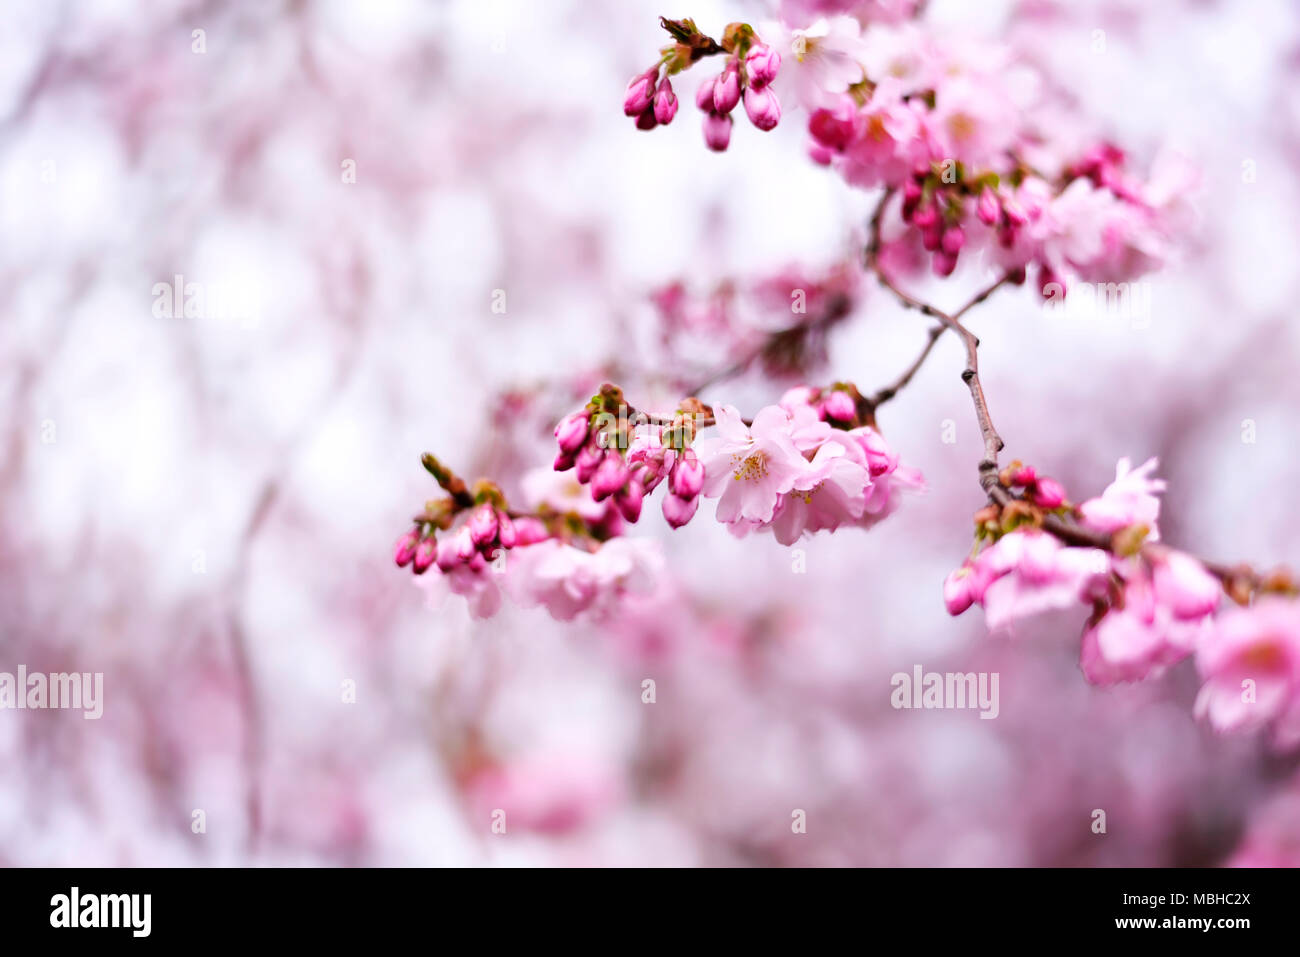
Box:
695;404;811;525
1079;572;1206;685
1195;597;1300;745
1078;457;1166;541
768;16;869;110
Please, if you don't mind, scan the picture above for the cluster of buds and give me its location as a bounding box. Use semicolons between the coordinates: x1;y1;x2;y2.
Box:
554;384;708;529
782;383;870;429
622;66;679;130
1065;142;1141;203
896;164;1029;282
624;18;780;152
695;29;781;151
996;460;1066;509
393;455;547;576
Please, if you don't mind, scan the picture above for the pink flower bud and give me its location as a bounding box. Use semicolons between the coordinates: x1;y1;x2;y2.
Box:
901;178;924;220
977;189;1000;226
745;44;781;87
662;492;700;528
590;454;629;501
635;107;658;131
943;564;979;615
1029;476;1066;508
695;75;717;111
911;203;938;230
453;526;477;562
822;390;856;423
809;142;834;165
932;251;959;277
1002;197;1028;227
495;509;516;548
703;112;733;152
435;535;461;572
635;462;665;495
467;504;498;546
393;529;419;567
623;70;657;117
653;77;678;125
575;442;604;483
921;223;943;252
743;85;780;132
1008;465;1036;486
669;453;705;498
1152;551;1221;620
412;536;436;574
512;516;550;546
808;105;854;152
615;481;644;522
941;224;965;256
555;411;590;454
713;66;741;114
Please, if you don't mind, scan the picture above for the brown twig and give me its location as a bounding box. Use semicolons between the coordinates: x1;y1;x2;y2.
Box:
861;189;1270;596
863;189;1005;488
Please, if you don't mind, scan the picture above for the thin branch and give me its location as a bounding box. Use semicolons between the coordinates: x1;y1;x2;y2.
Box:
863;189;1005;488
867;274;1009;409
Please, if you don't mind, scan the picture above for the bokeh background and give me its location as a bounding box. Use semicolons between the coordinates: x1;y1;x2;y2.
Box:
2;0;1299;866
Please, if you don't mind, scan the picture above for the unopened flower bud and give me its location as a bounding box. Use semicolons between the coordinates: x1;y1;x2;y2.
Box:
695;75;717;111
932;250;958;277
703;112;733;151
623;69;657;117
902;178;924;220
822;390;856;423
1002;197;1028;227
977;188;1000;226
743;84;781;131
467;504;498;546
662;492;700;528
713;66;741;114
653;77;678;125
1029;476;1066;508
495;509;517;548
453;526;477;562
615;481;644;522
744;43;781;87
943;564;979;615
669;453;705;498
590;453;629;501
575;442;604;483
808;105;854;152
412;536;436;574
512;517;550;546
555;411;590;454
393;529;419;567
941;224;965;256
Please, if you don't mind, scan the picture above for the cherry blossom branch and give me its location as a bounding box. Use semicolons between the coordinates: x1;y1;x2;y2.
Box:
863;190;1005;488
861;190;1271;599
866;274;1008;410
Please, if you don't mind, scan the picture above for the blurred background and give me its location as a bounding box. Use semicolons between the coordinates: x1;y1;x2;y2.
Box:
2;0;1299;866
